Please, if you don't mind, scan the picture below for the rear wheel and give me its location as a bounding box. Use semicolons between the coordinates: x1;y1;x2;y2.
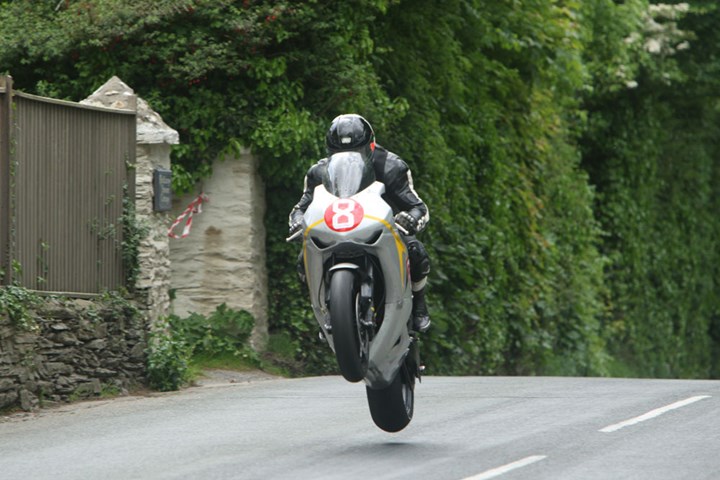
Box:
329;270;368;382
365;363;415;432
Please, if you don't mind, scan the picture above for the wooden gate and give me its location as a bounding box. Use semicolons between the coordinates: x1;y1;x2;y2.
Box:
0;76;136;294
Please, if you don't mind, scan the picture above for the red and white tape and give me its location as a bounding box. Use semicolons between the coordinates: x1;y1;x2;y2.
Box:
168;193;208;239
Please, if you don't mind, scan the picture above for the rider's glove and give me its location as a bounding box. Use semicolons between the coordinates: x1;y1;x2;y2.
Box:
289;220;303;238
394;211;419;235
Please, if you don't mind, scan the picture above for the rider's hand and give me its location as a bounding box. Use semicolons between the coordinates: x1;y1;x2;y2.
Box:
394;211;418;235
289;220;303;237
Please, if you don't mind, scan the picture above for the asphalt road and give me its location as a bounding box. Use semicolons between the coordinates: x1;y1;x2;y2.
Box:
0;374;718;479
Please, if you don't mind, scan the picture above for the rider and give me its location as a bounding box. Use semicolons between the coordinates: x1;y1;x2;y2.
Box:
288;114;431;333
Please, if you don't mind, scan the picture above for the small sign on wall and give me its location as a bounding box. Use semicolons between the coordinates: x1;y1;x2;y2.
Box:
153;168;172;212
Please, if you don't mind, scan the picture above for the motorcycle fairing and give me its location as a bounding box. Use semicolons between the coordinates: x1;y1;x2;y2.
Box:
302;181;413;387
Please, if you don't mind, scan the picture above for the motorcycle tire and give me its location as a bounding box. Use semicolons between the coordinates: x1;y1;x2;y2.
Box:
329;269;368;383
365;364;414;432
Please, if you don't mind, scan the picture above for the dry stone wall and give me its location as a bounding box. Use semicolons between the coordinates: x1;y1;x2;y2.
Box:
0;77;177;412
0;298;146;411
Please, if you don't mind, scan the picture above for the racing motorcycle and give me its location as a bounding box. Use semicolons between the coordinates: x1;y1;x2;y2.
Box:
287;151;423;432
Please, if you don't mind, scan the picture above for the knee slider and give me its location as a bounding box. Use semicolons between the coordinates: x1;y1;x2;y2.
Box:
407;240;430;281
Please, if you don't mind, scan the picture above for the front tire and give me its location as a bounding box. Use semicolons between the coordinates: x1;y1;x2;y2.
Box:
329;269;368;382
365;364;415;432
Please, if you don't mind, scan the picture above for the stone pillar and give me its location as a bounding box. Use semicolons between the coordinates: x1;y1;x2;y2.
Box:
82;77;178;327
169;150;268;350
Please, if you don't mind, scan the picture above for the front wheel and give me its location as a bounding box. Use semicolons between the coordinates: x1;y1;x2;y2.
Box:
329;269;368;382
365;364;415;432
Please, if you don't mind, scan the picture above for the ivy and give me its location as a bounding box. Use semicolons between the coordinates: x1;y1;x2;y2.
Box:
1;0;719;379
580;0;720;377
0;286;40;332
121;184;149;292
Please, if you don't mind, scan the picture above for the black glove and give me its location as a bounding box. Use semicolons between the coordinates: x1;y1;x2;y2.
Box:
394;211;419;235
289;220;303;238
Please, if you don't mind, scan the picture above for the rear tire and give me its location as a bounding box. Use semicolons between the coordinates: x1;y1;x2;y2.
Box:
365;364;414;432
329;270;368;382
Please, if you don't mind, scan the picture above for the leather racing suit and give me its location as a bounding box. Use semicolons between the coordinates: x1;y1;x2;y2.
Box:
289;145;431;291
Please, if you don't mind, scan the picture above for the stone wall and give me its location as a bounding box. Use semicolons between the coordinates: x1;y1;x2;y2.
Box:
0;77;177;412
0;297;146;411
0;76;272;412
169;151;268;350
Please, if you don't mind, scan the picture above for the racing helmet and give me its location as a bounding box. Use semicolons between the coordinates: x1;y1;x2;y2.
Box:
325;114;376;161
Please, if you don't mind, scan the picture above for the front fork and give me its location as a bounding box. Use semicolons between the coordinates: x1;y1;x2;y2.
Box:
358;262;375;327
323;259;376;332
323;257;424;382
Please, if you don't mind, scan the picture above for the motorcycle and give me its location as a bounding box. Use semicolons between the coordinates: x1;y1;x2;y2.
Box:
287;151;423;432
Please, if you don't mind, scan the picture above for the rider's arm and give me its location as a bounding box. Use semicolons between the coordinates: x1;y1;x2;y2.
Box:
386;160;429;234
288;163;323;228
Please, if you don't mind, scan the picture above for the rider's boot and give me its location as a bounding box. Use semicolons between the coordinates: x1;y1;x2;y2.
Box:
411;287;431;333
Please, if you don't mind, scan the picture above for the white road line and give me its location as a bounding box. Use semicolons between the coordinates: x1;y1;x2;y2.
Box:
461;455;547;480
599;395;711;433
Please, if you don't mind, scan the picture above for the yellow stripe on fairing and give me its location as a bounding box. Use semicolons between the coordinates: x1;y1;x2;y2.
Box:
303;218;326;238
365;215;407;286
302;218;326;278
302;215;407;288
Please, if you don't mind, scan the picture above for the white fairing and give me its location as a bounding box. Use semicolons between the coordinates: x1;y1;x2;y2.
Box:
302;181;413;388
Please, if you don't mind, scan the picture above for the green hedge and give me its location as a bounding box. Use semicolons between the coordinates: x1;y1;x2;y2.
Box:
580;0;720;377
1;0;718;378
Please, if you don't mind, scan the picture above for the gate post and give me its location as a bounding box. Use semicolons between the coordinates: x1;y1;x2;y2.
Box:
82;77;178;327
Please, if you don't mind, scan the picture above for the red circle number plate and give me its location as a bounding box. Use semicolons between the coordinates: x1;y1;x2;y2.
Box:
324;199;364;232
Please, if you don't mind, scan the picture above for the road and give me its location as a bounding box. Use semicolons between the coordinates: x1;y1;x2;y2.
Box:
0;374;718;479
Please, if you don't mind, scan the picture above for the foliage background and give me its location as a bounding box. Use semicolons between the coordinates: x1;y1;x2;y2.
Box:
1;0;718;378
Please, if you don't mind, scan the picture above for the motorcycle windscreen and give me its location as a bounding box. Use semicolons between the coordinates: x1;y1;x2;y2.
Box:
322;151;375;198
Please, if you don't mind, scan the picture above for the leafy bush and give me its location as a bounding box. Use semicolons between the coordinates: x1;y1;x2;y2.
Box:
146;305;256;391
146;325;192;392
169;303;255;357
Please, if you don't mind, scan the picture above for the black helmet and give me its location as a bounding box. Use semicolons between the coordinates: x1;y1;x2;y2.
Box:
326;114;375;159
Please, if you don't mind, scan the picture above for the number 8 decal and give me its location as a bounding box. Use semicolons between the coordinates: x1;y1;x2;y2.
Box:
325;199;364;232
